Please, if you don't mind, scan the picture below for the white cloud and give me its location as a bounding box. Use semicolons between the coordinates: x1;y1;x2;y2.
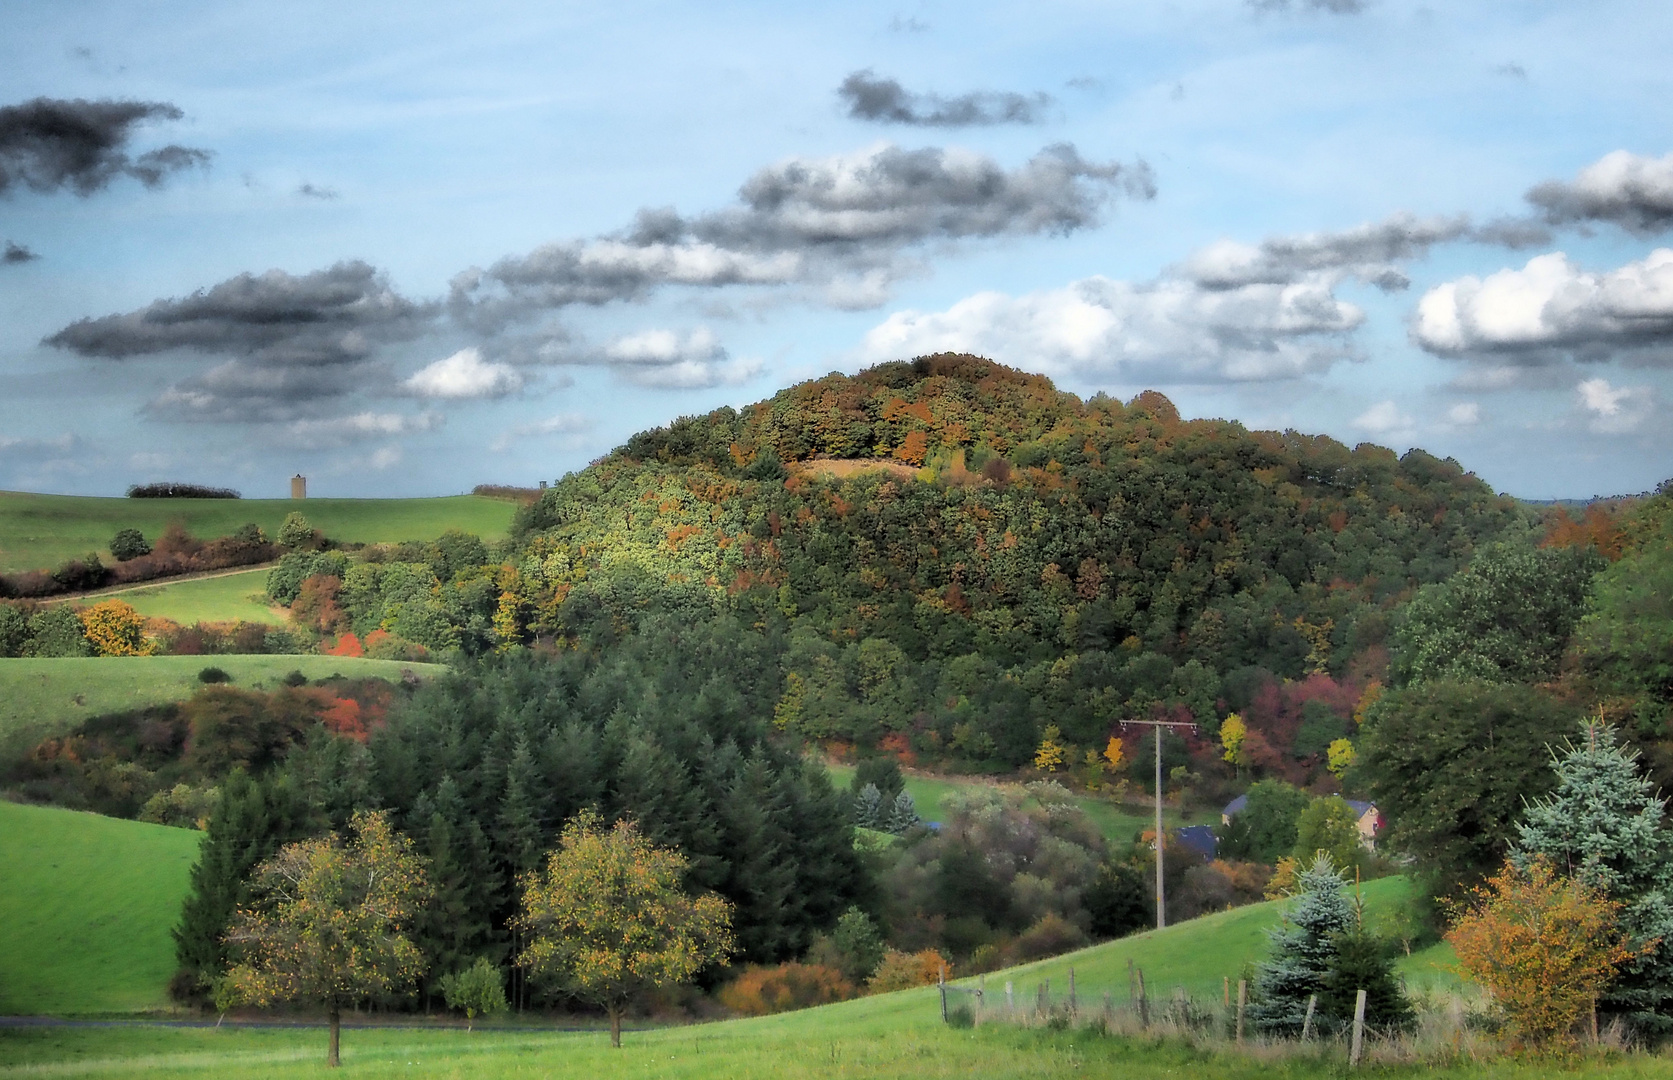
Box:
1413;249;1673;362
1576;378;1655;434
1528;150;1673;234
1446;402;1481;425
858;272;1363;384
623;356;764;389
1352;400;1415;437
401;347;523;399
284;411;442;448
369;445;402;469
603;327;724;366
489;411;595;452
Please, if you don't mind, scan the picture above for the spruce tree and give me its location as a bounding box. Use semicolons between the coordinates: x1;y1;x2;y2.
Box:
172;770;314;992
885;789;920;834
1516;720;1673;1032
1321;923;1413;1032
854;783;885;830
1249;855;1353;1035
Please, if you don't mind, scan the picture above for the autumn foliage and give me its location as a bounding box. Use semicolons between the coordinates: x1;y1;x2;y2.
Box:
517;811;733;1047
78;599;154;656
718;962;854;1015
866;948;950;992
218;811;431;1067
1447;857;1642;1048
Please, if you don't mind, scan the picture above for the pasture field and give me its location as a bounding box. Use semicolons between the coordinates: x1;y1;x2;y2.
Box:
2;985;1664;1080
0;492;516;573
0;655;447;761
0;801;200;1015
76;567;286;626
824;762;1207;845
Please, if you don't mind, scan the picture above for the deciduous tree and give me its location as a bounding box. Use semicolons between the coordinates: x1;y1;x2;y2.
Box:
1447;857;1640;1049
218;810;431;1067
516;811;733;1048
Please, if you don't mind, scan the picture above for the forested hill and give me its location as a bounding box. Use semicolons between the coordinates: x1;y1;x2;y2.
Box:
504;354;1527;772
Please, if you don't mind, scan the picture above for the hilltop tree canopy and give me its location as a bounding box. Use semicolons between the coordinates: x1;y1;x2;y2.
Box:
497;355;1523;765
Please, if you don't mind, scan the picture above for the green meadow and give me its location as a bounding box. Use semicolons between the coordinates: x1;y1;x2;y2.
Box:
70;567;286;626
824;762;1211;846
0;801;200;1014
0;655;447;762
0;802;1653;1080
0;492;517;574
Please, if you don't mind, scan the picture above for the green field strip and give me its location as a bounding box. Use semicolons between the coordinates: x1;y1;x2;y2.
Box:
0;492;516;574
0;655;448;761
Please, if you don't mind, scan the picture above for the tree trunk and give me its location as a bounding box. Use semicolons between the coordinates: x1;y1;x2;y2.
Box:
328;1003;341;1067
609;1003;622;1048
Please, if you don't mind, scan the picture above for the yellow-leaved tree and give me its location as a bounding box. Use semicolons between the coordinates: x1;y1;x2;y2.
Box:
517;811;733;1048
1103;735;1125;770
1447;856;1641;1049
79;599;153;656
1033;724;1068;772
218;810;430;1067
1219;713;1247;772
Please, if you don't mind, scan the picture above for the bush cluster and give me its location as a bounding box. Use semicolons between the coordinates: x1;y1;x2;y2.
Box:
126;483;241;499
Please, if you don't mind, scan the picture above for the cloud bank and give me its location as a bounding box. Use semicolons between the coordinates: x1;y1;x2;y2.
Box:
0;97;209;196
46;260;435;421
1527;151;1673;235
1413;249;1673;364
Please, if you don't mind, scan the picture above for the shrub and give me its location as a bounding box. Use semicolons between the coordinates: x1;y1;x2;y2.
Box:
438;957;509;1028
79;600;155;656
138;782;220;830
126;482;240;498
1448;856;1640;1049
1013;912;1088;961
198;666;231;684
110;528;152;561
867;949;950;993
52;553;108;592
718;962;854;1016
324;631;364;658
282;669;309;687
277;511;315;549
26;605;91;657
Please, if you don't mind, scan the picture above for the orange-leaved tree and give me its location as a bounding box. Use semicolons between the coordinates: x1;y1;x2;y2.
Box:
217;810;431;1067
516;810;732;1048
79;599;153;656
1447;856;1641;1049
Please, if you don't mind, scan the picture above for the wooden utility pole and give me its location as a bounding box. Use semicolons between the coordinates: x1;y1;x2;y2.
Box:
1121;716;1197;928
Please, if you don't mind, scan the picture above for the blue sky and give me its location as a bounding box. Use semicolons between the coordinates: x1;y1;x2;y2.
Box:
2;0;1671;498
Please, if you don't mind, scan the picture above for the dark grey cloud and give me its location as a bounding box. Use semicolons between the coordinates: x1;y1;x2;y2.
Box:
838;70;1052;127
454;142;1152;328
3;240;39;264
1250;0;1367;12
1181;214;1471;291
46;261;436;422
0;97;209;196
297;182;338;200
1527;151;1673;235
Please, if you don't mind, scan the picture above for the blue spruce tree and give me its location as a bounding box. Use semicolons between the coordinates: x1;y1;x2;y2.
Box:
885;789;920;834
1249;855;1353;1035
854;783;885;830
1516;719;1673;1034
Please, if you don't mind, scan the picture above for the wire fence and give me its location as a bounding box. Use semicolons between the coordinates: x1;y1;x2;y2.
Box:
936;965;1387;1068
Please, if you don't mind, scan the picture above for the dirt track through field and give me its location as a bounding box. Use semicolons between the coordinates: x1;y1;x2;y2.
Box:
35;564;278;606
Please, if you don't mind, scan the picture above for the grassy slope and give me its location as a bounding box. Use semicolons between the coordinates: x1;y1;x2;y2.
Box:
91;567;286;626
0;655;447;761
0;800;201;1014
0;492;516;573
824;763;1210;846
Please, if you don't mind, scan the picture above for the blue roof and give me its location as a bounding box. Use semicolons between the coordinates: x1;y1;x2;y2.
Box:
1222;794;1248;817
1176;825;1218;859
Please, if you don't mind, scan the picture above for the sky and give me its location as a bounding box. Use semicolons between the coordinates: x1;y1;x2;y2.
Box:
2;0;1671;500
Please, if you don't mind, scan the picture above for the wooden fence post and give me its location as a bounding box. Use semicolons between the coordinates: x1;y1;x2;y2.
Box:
1005;980;1014;1015
977;974;986;1026
1301;994;1317;1041
939;966;948;1024
1235;979;1247;1044
1137;968;1148;1027
1127;958;1136;1004
1349;988;1367;1067
1068;967;1077;1015
1223;975;1229;1009
1103;990;1113;1023
1039;979;1050;1018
